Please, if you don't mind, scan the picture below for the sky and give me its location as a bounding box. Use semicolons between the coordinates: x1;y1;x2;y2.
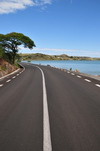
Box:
0;0;100;57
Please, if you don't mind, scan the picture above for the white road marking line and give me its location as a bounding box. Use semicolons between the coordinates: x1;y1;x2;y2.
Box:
0;68;20;80
35;66;52;151
95;84;100;88
12;76;16;79
17;74;19;76
67;72;70;73
77;75;81;78
0;84;3;87
18;63;25;73
71;73;75;75
6;79;11;83
84;79;91;82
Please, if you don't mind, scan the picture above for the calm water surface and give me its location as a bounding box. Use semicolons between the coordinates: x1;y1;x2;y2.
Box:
24;60;100;75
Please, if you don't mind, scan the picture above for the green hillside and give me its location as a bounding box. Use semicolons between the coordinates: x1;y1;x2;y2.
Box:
19;53;100;61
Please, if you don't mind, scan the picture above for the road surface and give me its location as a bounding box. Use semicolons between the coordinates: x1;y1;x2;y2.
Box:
0;63;100;151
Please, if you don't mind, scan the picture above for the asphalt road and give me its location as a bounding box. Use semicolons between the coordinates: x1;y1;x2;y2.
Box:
0;63;100;151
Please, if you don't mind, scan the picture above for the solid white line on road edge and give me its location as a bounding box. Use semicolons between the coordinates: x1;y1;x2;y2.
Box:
0;84;3;87
84;79;91;82
35;66;52;151
77;75;81;78
95;84;100;88
0;68;20;80
18;63;26;73
0;63;25;81
6;79;11;83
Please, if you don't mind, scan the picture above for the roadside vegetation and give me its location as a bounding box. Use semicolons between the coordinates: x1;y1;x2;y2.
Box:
0;32;36;64
0;32;36;73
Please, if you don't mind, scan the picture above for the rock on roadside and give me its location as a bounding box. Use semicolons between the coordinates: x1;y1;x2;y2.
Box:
74;69;80;72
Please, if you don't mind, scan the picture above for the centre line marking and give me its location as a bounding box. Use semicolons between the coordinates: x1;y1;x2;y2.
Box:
84;79;91;82
35;65;52;151
6;79;11;83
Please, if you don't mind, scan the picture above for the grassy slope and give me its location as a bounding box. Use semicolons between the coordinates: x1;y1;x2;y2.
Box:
19;53;100;61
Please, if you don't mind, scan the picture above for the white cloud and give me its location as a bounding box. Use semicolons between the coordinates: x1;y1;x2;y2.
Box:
41;0;52;5
0;0;52;14
70;0;73;4
20;47;79;52
19;47;100;57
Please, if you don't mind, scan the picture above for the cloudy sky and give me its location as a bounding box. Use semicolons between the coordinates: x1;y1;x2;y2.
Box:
0;0;100;57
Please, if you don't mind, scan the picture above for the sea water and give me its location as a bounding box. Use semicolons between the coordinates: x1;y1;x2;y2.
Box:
24;60;100;75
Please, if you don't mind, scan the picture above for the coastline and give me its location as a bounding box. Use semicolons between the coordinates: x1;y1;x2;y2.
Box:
77;72;100;81
48;64;100;82
52;66;100;81
23;60;100;76
1;62;100;82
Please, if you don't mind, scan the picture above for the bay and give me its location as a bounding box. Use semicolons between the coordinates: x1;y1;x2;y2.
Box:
24;60;100;75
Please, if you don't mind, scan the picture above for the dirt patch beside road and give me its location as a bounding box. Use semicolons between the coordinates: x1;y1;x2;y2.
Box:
0;58;18;77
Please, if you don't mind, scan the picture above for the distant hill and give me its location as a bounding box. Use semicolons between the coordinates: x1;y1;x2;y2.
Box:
19;53;100;61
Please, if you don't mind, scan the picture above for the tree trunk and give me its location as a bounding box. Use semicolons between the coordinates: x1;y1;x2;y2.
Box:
12;52;16;64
